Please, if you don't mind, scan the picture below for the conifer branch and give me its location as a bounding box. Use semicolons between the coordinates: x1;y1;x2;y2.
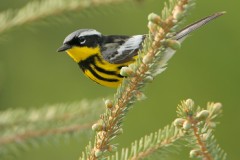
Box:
0;123;92;146
0;0;133;34
80;0;196;159
191;114;213;160
120;125;185;160
176;99;227;160
0;100;104;158
106;99;225;160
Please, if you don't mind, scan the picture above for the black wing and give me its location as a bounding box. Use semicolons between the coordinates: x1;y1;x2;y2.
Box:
101;35;145;64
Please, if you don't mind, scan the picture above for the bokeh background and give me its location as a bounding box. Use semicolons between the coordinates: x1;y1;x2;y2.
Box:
0;0;239;159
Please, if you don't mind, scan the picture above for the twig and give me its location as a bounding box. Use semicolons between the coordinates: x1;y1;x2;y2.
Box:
189;116;213;160
0;123;92;146
0;0;132;34
130;132;184;160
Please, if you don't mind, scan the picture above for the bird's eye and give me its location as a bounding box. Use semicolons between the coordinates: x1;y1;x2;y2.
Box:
79;37;86;45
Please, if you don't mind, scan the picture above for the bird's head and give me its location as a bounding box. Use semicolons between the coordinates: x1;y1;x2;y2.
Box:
57;29;102;63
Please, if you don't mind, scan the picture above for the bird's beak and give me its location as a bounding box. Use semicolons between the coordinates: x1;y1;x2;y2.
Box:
57;44;72;52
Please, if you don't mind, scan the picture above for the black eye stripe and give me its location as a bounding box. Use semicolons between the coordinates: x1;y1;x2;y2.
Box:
66;35;101;48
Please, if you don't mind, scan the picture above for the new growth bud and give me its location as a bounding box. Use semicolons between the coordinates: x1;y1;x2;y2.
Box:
120;67;133;77
165;39;181;50
183;120;192;130
185;99;194;108
105;99;113;109
148;13;163;25
142;54;153;64
212;102;222;114
196;110;209;121
173;118;185;128
92;123;103;132
144;75;154;82
189;149;201;158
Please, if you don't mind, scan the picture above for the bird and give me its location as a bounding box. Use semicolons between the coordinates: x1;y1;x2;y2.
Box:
57;12;224;88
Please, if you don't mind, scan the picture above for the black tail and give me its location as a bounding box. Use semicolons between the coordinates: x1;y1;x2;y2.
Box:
174;12;225;41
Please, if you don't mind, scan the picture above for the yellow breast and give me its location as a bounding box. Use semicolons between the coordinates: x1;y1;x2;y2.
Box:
66;46;134;88
66;46;100;62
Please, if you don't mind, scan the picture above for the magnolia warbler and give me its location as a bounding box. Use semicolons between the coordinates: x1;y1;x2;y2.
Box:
57;12;224;88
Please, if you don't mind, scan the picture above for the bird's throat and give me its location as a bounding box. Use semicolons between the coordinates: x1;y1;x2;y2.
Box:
66;46;100;63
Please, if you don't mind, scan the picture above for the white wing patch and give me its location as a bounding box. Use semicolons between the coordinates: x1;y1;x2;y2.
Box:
117;35;143;54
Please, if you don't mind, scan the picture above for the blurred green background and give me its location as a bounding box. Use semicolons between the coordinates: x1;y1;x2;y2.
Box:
0;0;239;159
